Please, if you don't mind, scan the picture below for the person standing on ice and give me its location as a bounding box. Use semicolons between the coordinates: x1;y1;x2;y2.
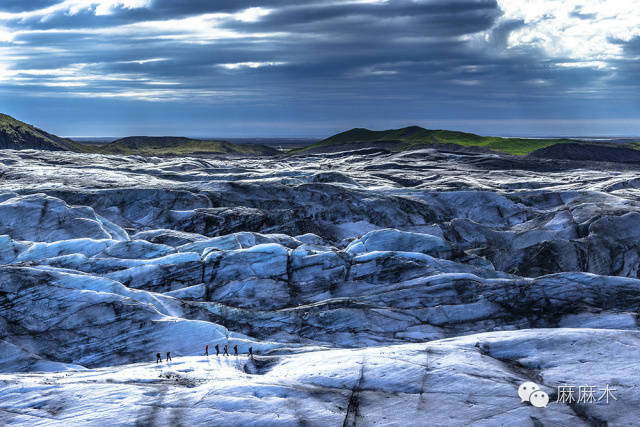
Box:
215;344;220;356
205;344;209;356
166;351;172;362
223;344;229;356
156;352;162;364
233;344;238;356
249;347;253;358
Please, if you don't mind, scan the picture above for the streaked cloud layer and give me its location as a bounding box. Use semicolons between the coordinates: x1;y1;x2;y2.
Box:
1;0;638;136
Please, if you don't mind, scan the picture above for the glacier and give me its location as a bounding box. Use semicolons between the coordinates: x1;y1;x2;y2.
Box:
0;147;639;425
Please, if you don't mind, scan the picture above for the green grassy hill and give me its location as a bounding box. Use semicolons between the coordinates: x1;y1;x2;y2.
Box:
292;126;575;156
0;113;278;156
84;136;278;156
0;114;77;151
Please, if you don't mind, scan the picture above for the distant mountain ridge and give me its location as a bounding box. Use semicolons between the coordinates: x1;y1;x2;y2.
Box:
90;136;279;156
292;126;575;155
0;114;278;156
4;114;638;158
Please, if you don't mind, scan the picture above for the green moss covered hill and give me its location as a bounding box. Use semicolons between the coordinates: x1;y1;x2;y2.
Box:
82;136;278;156
292;126;575;156
3;113;632;158
0;114;277;156
0;113;78;151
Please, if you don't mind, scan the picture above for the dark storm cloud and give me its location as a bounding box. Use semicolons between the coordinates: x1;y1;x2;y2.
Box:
7;0;503;78
149;0;300;15
6;0;500;35
238;0;499;27
617;36;640;55
0;0;59;12
485;19;526;48
0;0;638;137
569;6;597;20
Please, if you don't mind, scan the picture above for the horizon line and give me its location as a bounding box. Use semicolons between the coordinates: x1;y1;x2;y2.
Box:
65;134;640;140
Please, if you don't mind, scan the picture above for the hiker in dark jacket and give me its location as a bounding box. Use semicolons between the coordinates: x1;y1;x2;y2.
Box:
249;347;253;358
233;344;238;356
166;351;172;362
156;352;162;363
223;344;229;356
205;345;209;356
215;344;220;356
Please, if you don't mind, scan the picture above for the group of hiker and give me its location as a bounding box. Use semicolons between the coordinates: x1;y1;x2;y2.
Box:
156;351;171;363
205;343;253;358
156;344;253;363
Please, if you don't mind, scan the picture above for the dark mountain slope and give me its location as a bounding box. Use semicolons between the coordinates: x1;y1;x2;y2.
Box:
0;114;77;151
0;114;278;156
528;142;640;163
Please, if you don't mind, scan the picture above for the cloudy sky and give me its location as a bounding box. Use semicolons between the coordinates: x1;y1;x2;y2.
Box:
1;0;639;137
